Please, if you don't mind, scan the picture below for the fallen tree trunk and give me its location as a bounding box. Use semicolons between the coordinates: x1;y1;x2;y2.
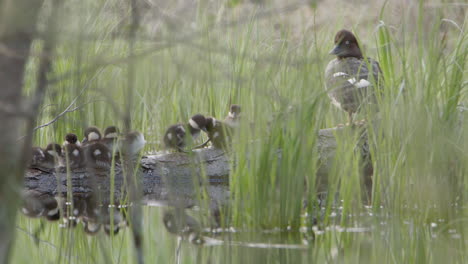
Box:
24;126;371;206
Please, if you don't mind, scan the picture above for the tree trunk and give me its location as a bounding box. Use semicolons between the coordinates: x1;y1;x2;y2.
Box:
0;0;45;261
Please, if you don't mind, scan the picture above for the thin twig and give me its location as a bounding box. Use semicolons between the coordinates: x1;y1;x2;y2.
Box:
15;226;57;249
16;69;104;141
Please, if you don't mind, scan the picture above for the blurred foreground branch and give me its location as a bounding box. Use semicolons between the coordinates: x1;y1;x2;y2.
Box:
0;0;54;262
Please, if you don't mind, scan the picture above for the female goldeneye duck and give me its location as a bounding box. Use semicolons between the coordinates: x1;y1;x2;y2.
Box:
101;126;120;154
85;142;111;171
163;209;204;244
224;104;241;127
63;144;85;169
42;143;63;168
163;114;207;152
119;131;146;157
325;29;383;125
63;133;80;146
82;126;102;146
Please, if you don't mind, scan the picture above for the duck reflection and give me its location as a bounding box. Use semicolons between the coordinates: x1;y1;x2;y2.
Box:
21;190;128;236
163;208;204;245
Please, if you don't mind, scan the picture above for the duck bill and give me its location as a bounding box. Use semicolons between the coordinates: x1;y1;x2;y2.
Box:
329;45;343;56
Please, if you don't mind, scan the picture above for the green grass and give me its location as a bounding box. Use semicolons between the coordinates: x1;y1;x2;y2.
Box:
12;0;468;263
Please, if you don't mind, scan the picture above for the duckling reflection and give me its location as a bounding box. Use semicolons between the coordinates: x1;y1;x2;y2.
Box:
21;190;60;221
20;190;128;236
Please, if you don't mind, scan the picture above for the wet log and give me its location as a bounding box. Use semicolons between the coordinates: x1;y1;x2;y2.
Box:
24;126;371;205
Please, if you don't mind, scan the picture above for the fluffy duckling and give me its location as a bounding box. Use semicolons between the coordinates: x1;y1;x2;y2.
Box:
85;142;111;171
118;131;146;157
205;117;234;149
82;126;102;146
36;143;63;169
224;104;241;127
63;144;85;169
163;114;208;152
30;147;45;168
101;126;119;154
63;133;80;146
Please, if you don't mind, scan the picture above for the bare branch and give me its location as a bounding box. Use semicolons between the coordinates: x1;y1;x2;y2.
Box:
16;68;104;141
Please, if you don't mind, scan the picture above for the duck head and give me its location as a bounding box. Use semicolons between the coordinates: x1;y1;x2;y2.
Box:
330;29;363;59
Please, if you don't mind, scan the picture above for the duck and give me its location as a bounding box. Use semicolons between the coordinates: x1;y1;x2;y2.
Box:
224;104;241;127
163;114;208;152
325;29;383;125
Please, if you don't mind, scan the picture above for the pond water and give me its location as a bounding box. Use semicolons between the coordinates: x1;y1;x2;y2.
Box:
17;188;467;263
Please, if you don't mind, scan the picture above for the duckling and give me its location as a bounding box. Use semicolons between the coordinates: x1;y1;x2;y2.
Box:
101;126;119;154
119;131;146;157
81;126;102;146
30;147;45;168
37;143;63;169
85;142;111;172
63;133;80;146
163;114;208;152
205;117;234;149
63;144;85;169
224;104;241;127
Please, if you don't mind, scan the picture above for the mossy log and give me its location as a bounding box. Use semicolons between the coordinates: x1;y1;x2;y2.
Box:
24;126;371;206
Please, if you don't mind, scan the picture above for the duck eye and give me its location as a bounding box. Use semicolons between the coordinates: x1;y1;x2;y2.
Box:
345;40;350;45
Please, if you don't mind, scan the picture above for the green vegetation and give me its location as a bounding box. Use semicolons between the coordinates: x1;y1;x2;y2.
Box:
13;0;467;263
